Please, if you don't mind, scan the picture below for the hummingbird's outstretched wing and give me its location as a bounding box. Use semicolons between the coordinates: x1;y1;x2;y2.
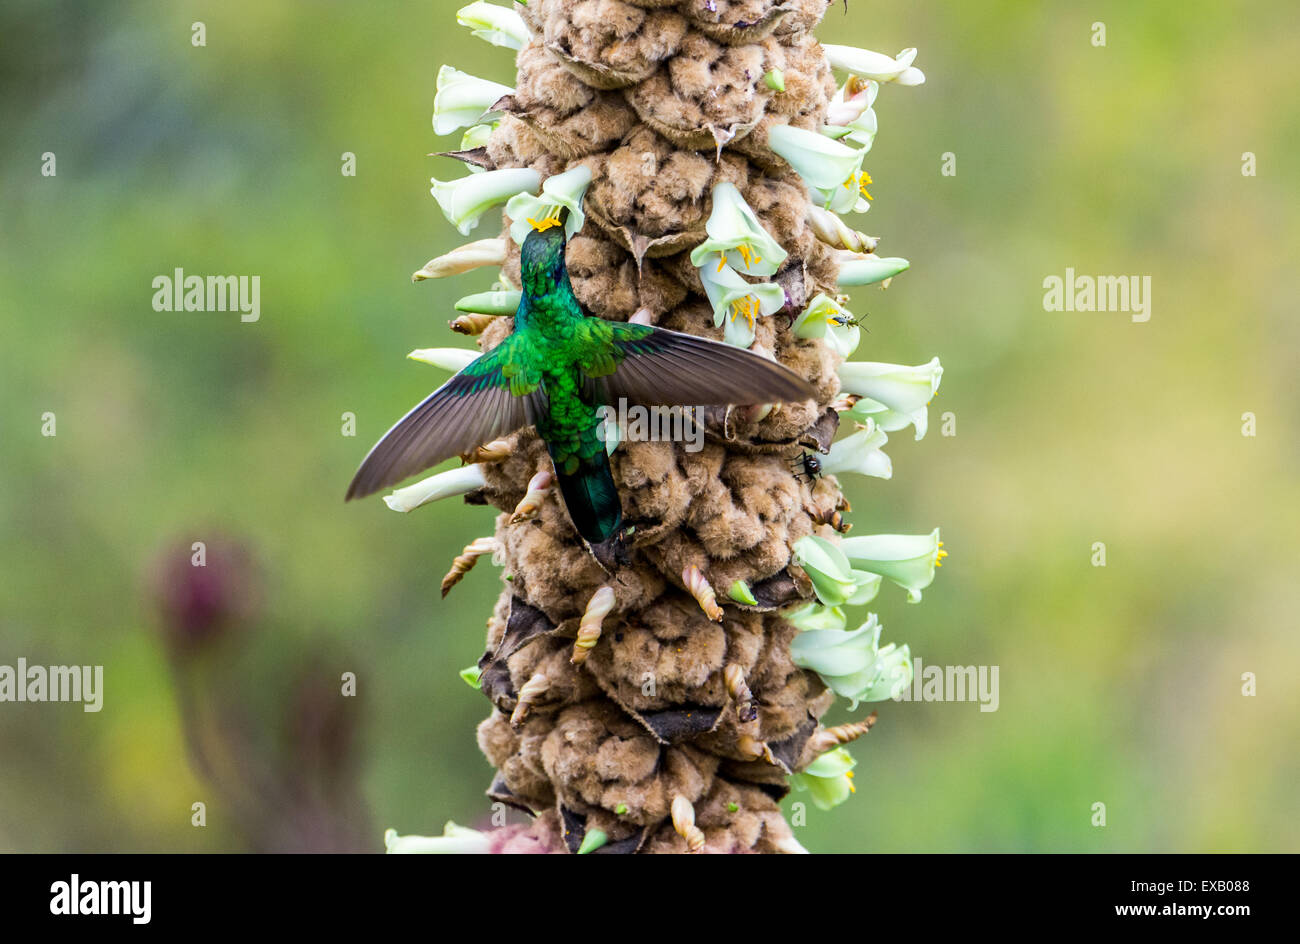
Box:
345;335;543;501
580;322;816;407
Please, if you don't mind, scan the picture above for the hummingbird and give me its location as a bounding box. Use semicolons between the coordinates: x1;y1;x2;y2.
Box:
346;224;815;545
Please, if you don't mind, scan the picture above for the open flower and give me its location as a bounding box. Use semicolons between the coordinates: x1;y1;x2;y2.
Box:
768;124;871;214
792;292;861;357
383;465;487;513
835;251;909;287
431;167;540;236
825;77;879;151
820;423;892;479
698;257;786;348
823;44;925;86
840;529;946;603
838;357;942;439
792;535;881;608
790;613;914;708
688;182;788;276
385;822;492;854
504;165;592;245
456;1;530;50
433;65;513;136
790;747;856;811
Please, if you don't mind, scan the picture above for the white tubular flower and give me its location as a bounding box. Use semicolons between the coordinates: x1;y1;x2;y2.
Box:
431;166;540;236
837;357;942;440
792;293;861;357
784;602;848;632
698;257;786;348
407;347;479;371
688;182;788;277
383;465;487;513
790;613;914;708
412;238;507;282
384;823;492;854
835;251;909;287
820;423;892;480
790;746;856;811
504;165;592;245
823;44;926;86
433;65;513;136
825;78;879;151
840;529;946;603
456;1;530;50
768;124;871;214
455;289;522;315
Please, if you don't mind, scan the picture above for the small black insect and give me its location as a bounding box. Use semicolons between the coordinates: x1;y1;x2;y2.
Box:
792;452;822;481
828;312;864;329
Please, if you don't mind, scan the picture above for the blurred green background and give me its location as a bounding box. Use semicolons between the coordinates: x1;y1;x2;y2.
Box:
2;0;1297;853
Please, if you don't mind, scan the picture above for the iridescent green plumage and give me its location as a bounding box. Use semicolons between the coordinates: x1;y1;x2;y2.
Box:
347;226;814;544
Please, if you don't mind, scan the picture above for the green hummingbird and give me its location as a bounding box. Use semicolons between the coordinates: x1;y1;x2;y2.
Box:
346;224;814;545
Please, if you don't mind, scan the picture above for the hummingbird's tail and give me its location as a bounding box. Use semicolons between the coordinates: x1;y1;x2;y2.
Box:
548;446;623;545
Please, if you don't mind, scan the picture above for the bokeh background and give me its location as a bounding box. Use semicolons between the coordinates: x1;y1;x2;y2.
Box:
2;0;1297;853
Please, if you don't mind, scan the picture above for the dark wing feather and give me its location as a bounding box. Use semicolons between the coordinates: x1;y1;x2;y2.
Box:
345;338;542;501
587;323;815;407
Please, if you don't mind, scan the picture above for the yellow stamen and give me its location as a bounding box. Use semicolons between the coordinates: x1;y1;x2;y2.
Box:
717;254;727;273
527;209;563;232
845;770;856;794
735;244;762;270
935;542;948;568
730;294;759;329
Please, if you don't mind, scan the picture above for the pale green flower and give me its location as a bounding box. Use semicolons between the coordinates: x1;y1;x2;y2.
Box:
838;356;942;440
784;602;847;632
460;123;495;152
689;182;788;277
835;252;909;287
407;347;479;371
385;822;491;854
792;536;880;609
504;165;592;245
431;166;540;236
823;44;925;86
455;289;522;315
840;528;946;603
792;292;861;357
456;1;530;50
433;65;513;136
820;423;892;480
793;535;857;607
768;124;871;214
698;256;787;348
383;464;487;513
790;613;913;708
790;746;856;811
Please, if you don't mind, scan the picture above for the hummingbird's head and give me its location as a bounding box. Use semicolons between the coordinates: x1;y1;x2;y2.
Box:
519;221;568;296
